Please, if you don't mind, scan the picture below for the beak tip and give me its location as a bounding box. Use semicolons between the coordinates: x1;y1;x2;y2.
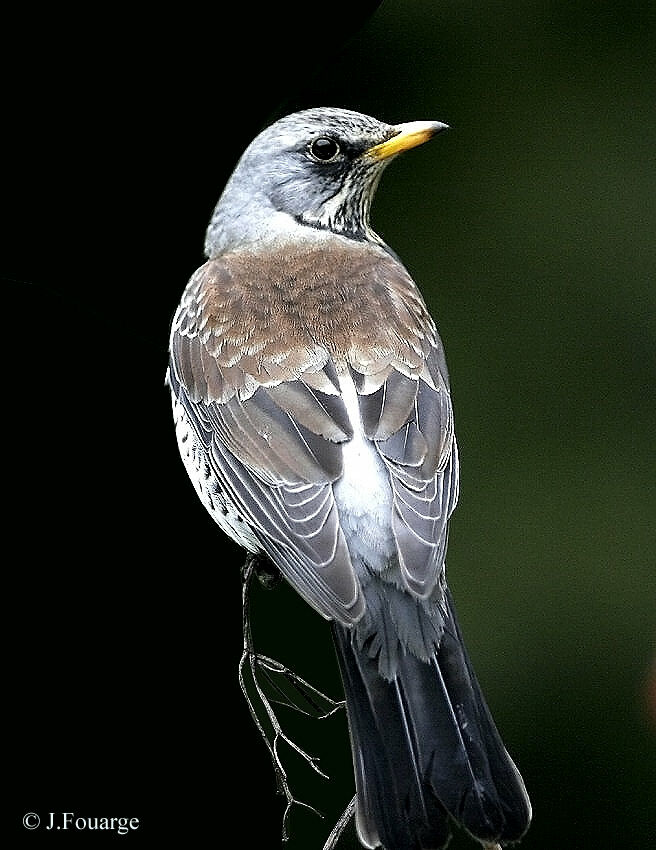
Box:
366;119;451;160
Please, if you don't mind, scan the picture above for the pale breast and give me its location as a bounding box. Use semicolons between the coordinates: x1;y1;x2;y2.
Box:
170;387;261;553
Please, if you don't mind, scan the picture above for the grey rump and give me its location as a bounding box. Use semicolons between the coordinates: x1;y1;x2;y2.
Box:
166;107;531;850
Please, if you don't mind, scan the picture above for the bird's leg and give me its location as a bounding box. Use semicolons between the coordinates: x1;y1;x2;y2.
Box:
239;554;345;840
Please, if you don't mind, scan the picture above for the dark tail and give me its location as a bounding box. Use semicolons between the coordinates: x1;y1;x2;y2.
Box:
331;588;531;850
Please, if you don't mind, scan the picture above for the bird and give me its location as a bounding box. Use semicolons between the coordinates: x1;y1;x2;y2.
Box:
166;106;532;850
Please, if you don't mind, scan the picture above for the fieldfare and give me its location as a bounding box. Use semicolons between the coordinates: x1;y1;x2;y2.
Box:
166;107;531;850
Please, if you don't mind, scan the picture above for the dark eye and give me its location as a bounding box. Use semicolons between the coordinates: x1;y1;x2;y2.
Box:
309;137;340;162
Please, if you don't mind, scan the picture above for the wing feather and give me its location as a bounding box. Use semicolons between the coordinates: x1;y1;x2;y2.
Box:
364;346;459;599
168;243;458;618
168;356;364;624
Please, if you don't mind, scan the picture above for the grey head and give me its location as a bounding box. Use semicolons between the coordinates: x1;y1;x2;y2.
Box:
204;106;448;257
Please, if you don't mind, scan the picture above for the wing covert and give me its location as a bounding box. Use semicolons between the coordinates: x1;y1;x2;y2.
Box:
360;343;460;599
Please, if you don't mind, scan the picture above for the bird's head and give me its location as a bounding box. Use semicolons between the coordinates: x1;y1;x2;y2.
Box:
205;107;448;256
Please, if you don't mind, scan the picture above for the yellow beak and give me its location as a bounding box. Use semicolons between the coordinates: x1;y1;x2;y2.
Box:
365;120;449;161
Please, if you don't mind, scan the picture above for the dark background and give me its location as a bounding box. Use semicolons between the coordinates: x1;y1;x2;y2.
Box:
5;1;654;847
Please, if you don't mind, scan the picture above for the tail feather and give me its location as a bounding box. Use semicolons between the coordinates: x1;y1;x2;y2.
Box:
433;589;531;841
334;625;451;849
332;588;531;849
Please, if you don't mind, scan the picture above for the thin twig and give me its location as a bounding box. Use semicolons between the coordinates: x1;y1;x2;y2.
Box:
322;795;356;850
239;555;347;841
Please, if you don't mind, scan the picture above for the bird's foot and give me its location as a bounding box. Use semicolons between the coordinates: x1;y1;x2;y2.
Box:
243;552;282;590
